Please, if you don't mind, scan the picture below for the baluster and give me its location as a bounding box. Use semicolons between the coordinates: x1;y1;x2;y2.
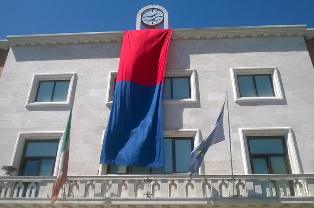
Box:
134;179;144;198
13;182;24;198
219;179;229;197
168;179;178;198
26;181;37;198
143;177;153;198
61;180;71;198
69;180;79;198
0;182;7;198
177;179;186;198
267;180;276;197
101;180;112;198
159;179;168;198
151;179;161;198
193;178;203;198
185;179;194;197
84;180;95;198
94;179;103;198
293;179;305;197
245;179;255;198
126;179;135;198
235;179;246;197
118;180;128;198
202;179;212;198
253;179;273;197
276;179;290;197
38;180;53;198
111;179;120;198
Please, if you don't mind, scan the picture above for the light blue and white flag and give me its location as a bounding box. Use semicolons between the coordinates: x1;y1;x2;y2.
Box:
189;102;225;175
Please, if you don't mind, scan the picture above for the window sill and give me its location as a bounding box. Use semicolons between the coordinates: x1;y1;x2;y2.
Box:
163;99;200;107
106;99;200;108
235;97;286;105
26;102;72;111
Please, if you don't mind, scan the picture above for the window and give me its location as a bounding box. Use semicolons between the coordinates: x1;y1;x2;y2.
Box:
163;77;191;99
247;135;295;196
239;128;302;175
19;140;59;176
108;137;193;174
164;137;193;173
35;80;70;102
106;70;200;107
231;67;284;104
26;73;77;110
237;75;274;97
247;136;290;174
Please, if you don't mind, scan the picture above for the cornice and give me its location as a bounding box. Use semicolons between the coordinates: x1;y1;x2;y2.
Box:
0;40;10;50
306;29;314;39
4;25;310;47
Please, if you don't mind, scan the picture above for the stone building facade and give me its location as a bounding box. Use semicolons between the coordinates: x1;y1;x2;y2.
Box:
0;25;314;207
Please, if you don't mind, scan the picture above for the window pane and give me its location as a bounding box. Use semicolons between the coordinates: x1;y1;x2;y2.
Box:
255;75;274;97
151;167;164;174
248;137;285;154
39;159;55;176
162;78;172;99
52;81;70;101
237;75;256;97
175;139;192;173
35;81;54;102
131;166;150;174
252;158;269;174
270;156;289;174
21;160;38;176
25;141;59;157
164;139;173;173
109;165;127;174
172;77;190;99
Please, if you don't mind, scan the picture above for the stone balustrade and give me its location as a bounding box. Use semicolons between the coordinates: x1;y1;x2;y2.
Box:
0;174;314;206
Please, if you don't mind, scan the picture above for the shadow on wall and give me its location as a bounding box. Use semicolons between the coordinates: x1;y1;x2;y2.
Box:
0;49;9;76
12;43;121;62
166;37;306;69
12;36;306;64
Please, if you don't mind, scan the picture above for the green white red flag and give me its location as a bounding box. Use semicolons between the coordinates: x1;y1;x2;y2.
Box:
50;111;72;204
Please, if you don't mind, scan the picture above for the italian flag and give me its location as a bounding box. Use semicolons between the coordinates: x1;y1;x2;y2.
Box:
50;111;72;204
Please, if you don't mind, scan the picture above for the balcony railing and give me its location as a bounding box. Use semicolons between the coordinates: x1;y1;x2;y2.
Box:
0;174;314;205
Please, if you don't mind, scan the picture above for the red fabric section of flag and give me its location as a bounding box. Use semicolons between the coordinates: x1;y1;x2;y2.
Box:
116;29;172;87
50;150;69;204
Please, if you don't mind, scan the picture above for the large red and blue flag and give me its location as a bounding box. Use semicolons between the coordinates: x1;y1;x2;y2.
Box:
100;29;172;168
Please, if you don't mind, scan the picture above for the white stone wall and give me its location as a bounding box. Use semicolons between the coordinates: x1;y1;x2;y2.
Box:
0;36;313;176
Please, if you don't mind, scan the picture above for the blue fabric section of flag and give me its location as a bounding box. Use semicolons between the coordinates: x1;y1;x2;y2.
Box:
100;81;164;168
189;103;225;175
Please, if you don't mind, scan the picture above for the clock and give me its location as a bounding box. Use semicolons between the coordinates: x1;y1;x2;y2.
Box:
141;8;164;26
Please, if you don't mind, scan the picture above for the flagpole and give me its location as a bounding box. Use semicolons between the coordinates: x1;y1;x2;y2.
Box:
226;91;235;195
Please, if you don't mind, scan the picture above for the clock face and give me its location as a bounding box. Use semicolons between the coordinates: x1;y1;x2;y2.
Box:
141;8;164;26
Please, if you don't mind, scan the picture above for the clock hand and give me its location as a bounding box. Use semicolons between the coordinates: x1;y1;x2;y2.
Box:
149;13;158;18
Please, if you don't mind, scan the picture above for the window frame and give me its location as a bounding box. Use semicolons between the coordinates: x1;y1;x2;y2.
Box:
165;137;194;174
19;139;59;176
239;127;302;174
106;137;194;175
163;77;191;100
10;131;63;176
26;73;77;110
99;129;201;175
105;69;200;107
247;136;291;174
35;80;70;103
230;67;285;104
237;74;275;97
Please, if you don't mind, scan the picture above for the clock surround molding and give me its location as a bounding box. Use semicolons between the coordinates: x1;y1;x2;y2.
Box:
136;5;169;30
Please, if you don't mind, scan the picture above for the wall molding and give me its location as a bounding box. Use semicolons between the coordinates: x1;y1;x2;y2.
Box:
1;25;311;47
